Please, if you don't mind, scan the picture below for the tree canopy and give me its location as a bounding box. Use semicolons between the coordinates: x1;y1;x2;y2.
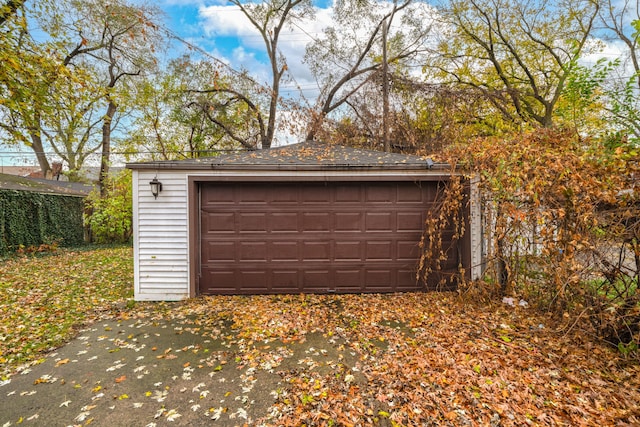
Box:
1;0;638;170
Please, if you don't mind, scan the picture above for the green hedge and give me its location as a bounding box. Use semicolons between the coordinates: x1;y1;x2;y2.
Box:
0;189;85;255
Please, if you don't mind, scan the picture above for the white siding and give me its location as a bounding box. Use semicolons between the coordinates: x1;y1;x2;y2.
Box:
469;175;483;281
132;169;193;301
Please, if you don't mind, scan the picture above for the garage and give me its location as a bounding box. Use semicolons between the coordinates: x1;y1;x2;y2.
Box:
127;142;481;301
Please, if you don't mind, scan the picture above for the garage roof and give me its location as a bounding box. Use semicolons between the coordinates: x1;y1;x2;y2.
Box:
127;141;445;171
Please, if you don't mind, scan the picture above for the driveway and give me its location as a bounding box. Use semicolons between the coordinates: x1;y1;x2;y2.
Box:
1;293;639;426
1;296;369;426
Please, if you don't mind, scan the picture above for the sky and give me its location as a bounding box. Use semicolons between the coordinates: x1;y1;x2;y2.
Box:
155;0;634;102
157;0;338;102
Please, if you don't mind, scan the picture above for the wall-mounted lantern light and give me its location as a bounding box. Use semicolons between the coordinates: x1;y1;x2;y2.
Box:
149;177;162;199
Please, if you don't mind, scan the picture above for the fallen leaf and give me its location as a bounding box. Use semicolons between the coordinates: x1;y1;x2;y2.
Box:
55;358;70;367
165;409;181;421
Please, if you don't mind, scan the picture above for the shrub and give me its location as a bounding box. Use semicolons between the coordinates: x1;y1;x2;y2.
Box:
85;170;133;244
441;129;639;351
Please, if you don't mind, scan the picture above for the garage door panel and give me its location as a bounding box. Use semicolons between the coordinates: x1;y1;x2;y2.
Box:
366;269;393;285
270;212;298;232
365;269;393;287
335;241;362;261
204;212;235;233
239;270;268;288
366;185;393;203
206;241;235;262
239;242;267;261
396;269;419;291
365;241;393;261
303;269;331;287
397;184;425;202
335;212;362;231
302;212;331;232
237;187;269;204
397;212;424;232
199;181;455;295
334;269;362;289
270;241;299;261
397;241;420;260
270;189;299;204
335;185;361;203
202;271;237;294
302;241;331;261
366;212;393;231
301;186;332;203
239;213;267;232
203;186;235;205
271;270;299;290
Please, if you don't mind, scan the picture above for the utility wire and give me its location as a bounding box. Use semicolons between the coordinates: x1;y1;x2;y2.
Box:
158;24;269;92
159;22;316;106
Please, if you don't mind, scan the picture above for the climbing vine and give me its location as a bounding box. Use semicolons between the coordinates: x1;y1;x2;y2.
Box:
0;190;85;255
446;129;640;350
416;173;468;290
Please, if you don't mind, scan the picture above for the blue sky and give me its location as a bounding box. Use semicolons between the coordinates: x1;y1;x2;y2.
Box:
0;0;632;166
156;0;337;101
0;0;344;166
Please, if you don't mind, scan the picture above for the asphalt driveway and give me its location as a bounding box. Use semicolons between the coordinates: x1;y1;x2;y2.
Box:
0;313;361;426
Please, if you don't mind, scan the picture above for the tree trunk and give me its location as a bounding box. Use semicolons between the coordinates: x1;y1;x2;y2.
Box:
28;120;51;178
382;17;390;152
496;236;510;295
99;99;117;196
264;60;281;149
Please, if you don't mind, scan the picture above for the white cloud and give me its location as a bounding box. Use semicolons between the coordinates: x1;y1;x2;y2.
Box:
197;2;334;91
195;1;436;103
198;5;262;39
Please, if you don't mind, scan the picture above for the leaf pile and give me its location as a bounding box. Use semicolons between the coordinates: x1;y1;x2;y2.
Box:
132;293;640;426
0;246;133;375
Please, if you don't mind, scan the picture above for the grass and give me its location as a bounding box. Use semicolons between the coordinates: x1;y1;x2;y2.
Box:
0;245;133;377
591;276;639;302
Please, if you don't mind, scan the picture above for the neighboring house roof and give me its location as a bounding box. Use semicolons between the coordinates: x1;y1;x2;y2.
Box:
0;173;91;197
0;166;42;177
127;141;445;171
0;165;124;182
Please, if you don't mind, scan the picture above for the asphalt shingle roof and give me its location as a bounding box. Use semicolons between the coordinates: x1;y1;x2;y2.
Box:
127;141;443;171
0;173;90;197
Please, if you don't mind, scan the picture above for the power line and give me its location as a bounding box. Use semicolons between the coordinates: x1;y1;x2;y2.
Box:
158;24;270;93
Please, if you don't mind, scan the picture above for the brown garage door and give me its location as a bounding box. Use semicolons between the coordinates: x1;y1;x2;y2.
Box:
199;180;457;295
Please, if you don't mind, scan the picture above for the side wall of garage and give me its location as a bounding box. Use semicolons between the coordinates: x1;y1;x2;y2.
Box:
132;169;195;300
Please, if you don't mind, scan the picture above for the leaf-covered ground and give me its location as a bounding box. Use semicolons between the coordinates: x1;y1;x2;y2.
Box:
1;248;639;426
0;246;133;374
147;294;640;426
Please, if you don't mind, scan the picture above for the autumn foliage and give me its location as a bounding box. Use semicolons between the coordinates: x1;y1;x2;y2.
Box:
443;129;639;351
